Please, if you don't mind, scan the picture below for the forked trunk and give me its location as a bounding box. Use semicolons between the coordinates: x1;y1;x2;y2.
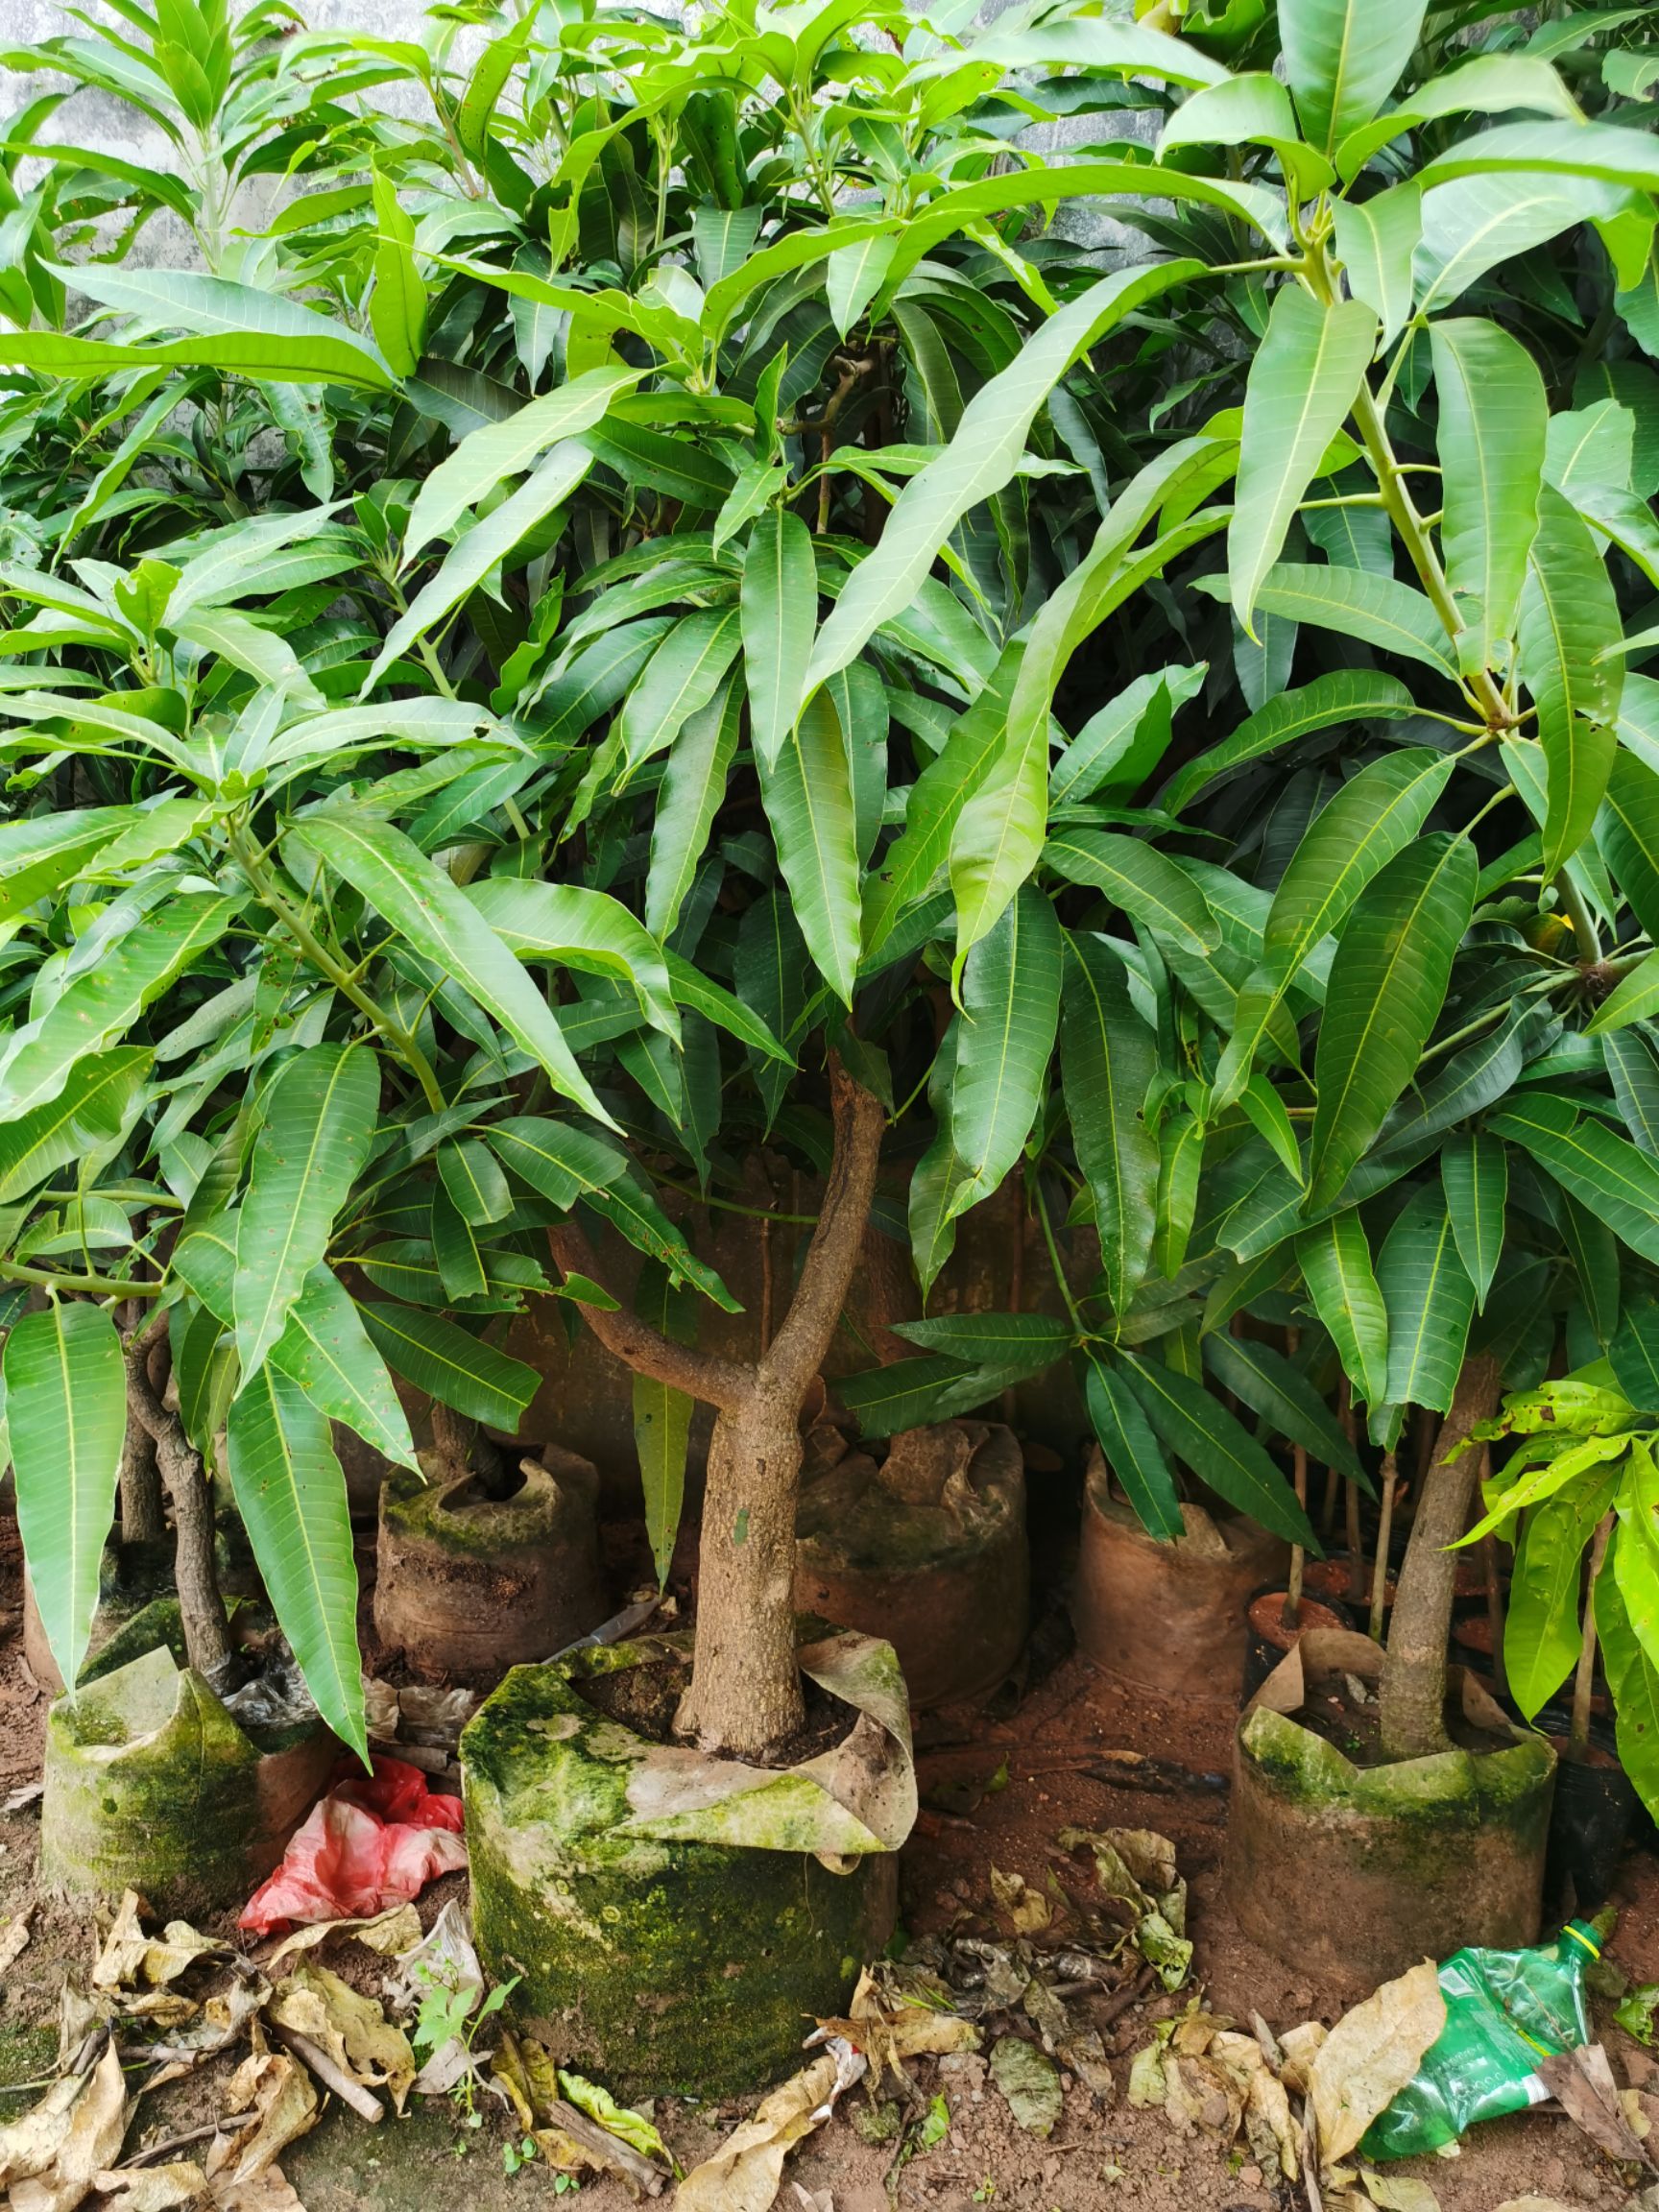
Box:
1378;1355;1503;1763
127;1324;234;1694
428;1399;515;1496
674;1396;807;1753
549;1056;886;1762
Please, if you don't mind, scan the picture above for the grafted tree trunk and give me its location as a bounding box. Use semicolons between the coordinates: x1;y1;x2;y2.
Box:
120;1409;165;1547
428;1399;515;1495
126;1325;234;1693
549;1056;886;1759
1379;1355;1503;1764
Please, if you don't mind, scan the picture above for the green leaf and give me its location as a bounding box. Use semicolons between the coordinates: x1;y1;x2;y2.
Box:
1296;1208;1389;1409
633;1263;693;1591
1062;932;1158;1327
1588;951;1659;1038
1043;831;1217;954
756;685;861;1004
364;443;592;693
370;169;425;380
1262;748;1455;987
455;13;531;160
404;370;637;561
1118;1350;1318;1550
1598;750;1659;944
288;815;614;1126
1196;565;1459;680
1598;1541;1659;1819
1430;318;1548;672
1085;1355;1183;1542
0;1046;150;1204
1281;0;1430;156
1415;174;1629;317
1605;1028;1659;1156
645;682;741;940
3;1303;124;1694
895;1313;1072;1365
1049;664;1207;809
439;1140;513;1227
0;324;392;391
358;1301;539;1431
227;1363;366;1761
1201;1332;1364;1481
1165;670;1419;815
1611;1297;1659;1414
834;1354;987;1437
804;258;1202;697
948;887;1063;1202
827;232;899;337
1441;1129;1508;1312
662;950;792;1069
1229;285;1379;636
464;878;675;1038
1507;1493;1594;1720
1488;1093;1659;1267
618;608;742;777
742;509;816;770
233;1043;379;1383
1307;834;1478;1213
1378;1184;1477;1414
0;894;240;1121
0;808;138;926
1518;485;1623;873
1332;182;1422;349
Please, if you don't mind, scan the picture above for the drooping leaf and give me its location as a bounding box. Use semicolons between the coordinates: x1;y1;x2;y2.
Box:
1296;1208;1389;1409
1118;1350;1318;1549
1430;318;1548;673
227;1363;366;1760
756;685;862;1005
1307;834;1478;1212
358;1301;539;1431
1228;285;1378;636
742;509;816;769
1518;485;1623;873
1084;1355;1183;1542
1165;670;1418;815
232;1043;379;1383
1378;1184;1479;1414
1201;1331;1365;1482
1043;831;1217;953
1281;0;1430;156
3;1302;125;1693
1489;1093;1659;1268
1441;1129;1508;1312
947;887;1064;1206
1062;931;1158;1327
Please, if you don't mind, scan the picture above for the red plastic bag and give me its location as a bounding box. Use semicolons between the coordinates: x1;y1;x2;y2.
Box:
240;1756;468;1936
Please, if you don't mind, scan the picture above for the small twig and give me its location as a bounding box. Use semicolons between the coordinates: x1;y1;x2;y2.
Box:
268;2022;383;2123
123;2117;250;2168
545;2096;666;2194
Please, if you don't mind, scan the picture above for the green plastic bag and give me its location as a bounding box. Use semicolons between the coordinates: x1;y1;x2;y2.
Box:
1361;1921;1599;2161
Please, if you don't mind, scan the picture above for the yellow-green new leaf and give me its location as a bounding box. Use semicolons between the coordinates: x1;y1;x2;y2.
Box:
1430;319;1547;672
1281;0;1430;156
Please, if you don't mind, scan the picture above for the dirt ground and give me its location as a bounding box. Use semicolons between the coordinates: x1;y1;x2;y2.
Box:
2;1496;1657;2212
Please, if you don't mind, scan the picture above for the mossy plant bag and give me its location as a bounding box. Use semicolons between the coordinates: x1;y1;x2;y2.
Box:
1361;1921;1599;2161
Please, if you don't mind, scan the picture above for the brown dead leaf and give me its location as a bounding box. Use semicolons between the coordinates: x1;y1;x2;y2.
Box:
269;1967;415;2112
1310;1962;1445;2169
815;1968;978;2078
1538;2045;1654;2170
9;2041;129;2212
92;1893;224;1993
1246;2066;1299;2183
1278;2019;1328;2099
211;2164;307;2212
206;2053;318;2188
676;2045;864;2212
96;2160;211;2209
0;1905;33;1981
1361;2168;1441;2212
261;1905;421;1971
0;2069;85;2187
989;1867;1051;1936
1491;2201;1578;2212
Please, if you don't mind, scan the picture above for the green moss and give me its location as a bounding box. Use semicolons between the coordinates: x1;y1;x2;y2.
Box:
462;1653;897;2098
381;1465;576;1557
0;2027;58;2122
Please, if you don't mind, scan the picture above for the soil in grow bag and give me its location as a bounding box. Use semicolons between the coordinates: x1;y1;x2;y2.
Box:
463;1629;907;2099
373;1446;606;1685
1228;1627;1555;1992
1240;1585;1355;1701
793;1419;1028;1707
41;1598;336;1915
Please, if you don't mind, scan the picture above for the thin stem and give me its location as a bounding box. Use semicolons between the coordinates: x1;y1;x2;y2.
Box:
0;1261;161;1298
1370;1450;1397;1644
230;828;445;1113
1554;869;1602;965
1034;1178;1085;1335
1569;1513;1614;1763
1283;1324;1307;1632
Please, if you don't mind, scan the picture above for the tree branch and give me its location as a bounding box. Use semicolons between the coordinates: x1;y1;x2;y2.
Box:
545;1219;753;1413
760;1056;885;1398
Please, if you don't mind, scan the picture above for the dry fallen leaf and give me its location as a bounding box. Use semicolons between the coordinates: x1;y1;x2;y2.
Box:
676;2043;864;2212
262;1903;422;1970
206;2053;318;2189
1278;2019;1329;2099
1538;2045;1654;2170
212;2163;308;2212
0;2073;96;2190
269;1966;415;2112
1310;1961;1445;2169
1491;2200;1578;2212
92;1893;224;1993
10;2040;130;2212
989;1866;1051;1936
0;1906;33;1980
1361;2167;1441;2212
96;2160;211;2209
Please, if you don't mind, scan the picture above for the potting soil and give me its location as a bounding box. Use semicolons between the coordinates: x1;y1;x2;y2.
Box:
1360;1919;1599;2159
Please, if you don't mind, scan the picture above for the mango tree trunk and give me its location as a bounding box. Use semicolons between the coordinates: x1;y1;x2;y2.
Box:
1378;1355;1503;1763
549;1057;886;1761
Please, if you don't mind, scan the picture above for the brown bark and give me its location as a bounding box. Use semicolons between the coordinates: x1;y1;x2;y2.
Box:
428;1399;514;1495
126;1331;234;1693
546;1057;886;1758
1378;1356;1503;1763
120;1409;165;1547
